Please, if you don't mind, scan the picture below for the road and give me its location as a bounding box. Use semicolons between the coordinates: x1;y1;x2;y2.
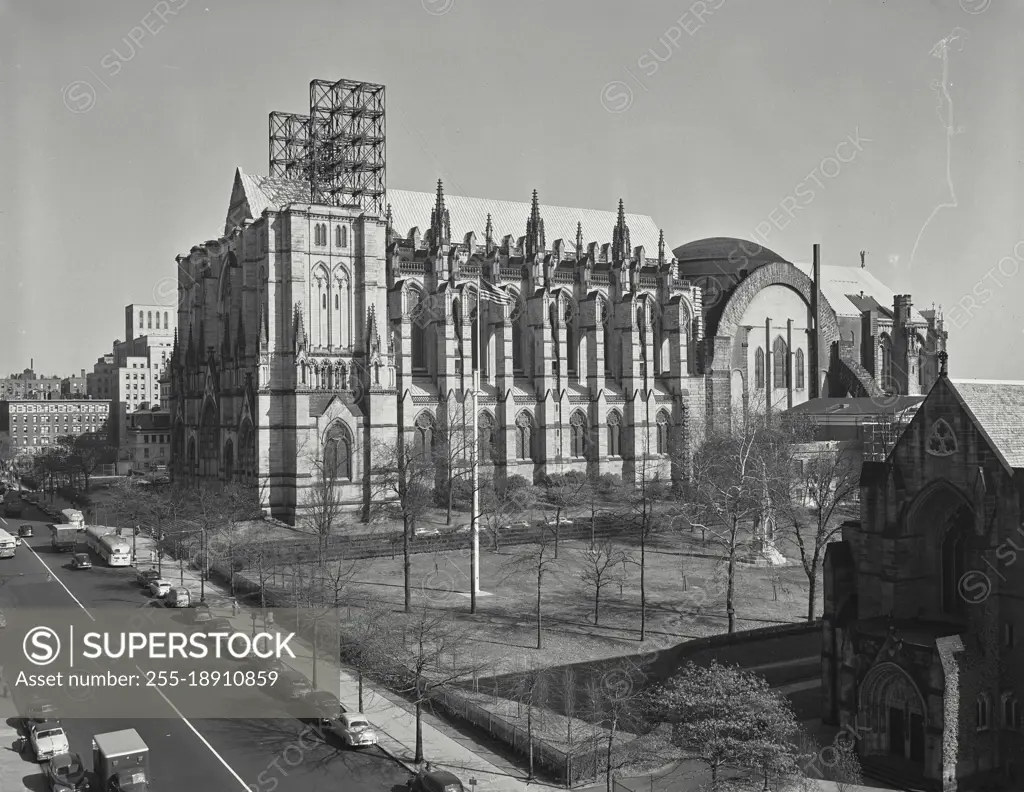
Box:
0;504;411;792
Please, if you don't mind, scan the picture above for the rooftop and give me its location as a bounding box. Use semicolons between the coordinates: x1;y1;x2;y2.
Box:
787;396;924;417
949;378;1024;469
792;263;928;324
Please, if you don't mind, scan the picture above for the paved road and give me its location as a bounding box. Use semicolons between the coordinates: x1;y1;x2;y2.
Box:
0;506;411;792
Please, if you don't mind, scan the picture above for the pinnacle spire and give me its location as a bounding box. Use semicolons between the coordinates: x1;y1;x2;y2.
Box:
658;229;666;264
612;198;631;262
429;179;450;246
576;221;584;258
485;213;495;255
525;189;545;258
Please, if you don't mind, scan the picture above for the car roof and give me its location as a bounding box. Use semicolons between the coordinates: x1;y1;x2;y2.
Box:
424;769;462;783
36;720;63;731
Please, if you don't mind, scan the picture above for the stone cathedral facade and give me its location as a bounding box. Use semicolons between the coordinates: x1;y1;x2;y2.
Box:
167;169;947;524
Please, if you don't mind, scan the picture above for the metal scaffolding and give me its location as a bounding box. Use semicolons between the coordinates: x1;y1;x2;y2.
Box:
268;78;386;217
268;112;313;184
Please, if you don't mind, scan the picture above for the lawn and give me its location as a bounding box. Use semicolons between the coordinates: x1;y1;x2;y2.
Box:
297;528;819;680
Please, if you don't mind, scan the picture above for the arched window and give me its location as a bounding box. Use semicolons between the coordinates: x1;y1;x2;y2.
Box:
335;226;342;247
414;412;435;458
323;422;352;481
515;412;534;461
470;306;479;372
341;226;347;247
602;301;612;376
569;411;587;458
773;336;788;389
656;410;670;455
322;294;327;310
148;311;152;329
198;402;218;476
565;302;577;377
796;348;805;390
164;312;168;328
755;348;765;389
607;411;621;457
155;313;160;329
942;510;969;615
409;289;428;373
478;411;496;463
139;310;144;329
549;302;559;374
977;693;991;730
512;294;525;375
637;306;647;365
879;334;893;392
223;439;234;482
1003;693;1020;729
335;294;339;310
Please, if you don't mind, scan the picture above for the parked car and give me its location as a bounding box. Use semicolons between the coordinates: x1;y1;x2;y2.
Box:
165;587;191;607
18;524;33;538
70;553;92;570
45;751;89;791
303;691;342;726
136;569;161;587
327;713;379;748
148;579;172;598
28;721;69;762
544;516;573;527
408;768;465;792
20;697;59;730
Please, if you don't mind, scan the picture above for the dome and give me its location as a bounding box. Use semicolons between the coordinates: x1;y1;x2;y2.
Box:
672;237;789;277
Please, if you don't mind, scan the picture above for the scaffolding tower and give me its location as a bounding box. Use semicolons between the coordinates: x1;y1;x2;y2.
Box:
268;78;387;217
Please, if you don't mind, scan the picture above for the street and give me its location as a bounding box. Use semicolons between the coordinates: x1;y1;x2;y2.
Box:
0;504;411;792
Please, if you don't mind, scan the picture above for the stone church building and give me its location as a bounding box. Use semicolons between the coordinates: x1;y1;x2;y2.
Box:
823;366;1024;790
165;81;947;523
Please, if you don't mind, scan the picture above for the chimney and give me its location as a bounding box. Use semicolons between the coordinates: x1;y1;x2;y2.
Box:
810;244;820;398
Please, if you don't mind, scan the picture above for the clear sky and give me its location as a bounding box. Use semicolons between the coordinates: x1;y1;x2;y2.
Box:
2;0;1022;380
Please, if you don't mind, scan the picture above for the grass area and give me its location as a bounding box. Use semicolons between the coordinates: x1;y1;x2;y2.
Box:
296;529;818;680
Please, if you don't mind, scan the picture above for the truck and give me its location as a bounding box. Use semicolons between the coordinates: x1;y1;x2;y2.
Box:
92;729;149;791
61;509;85;529
50;524;77;553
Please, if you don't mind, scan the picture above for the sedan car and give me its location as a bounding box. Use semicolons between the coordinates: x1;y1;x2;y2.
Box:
408;768;465;792
29;721;69;762
18;524;33;538
21;698;59;729
149;579;172;598
70;553;92;570
136;569;161;587
327;712;379;748
46;751;90;791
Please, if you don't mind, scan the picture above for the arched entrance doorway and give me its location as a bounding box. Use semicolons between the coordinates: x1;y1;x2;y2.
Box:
858;662;926;764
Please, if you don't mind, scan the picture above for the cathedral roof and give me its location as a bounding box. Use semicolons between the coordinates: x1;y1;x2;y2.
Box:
671;237;788;275
386;189;662;252
792;263;927;324
948;379;1024;469
229;170;311;231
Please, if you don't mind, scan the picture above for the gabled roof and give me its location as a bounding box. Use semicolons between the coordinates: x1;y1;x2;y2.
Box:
788;396;923;417
792;263;927;324
226;170;663;253
387;189;662;252
948;378;1024;469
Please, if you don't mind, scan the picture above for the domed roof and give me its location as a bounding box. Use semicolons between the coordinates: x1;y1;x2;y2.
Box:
672;237;789;275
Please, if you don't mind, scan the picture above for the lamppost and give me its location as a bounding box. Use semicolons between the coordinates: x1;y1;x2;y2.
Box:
133;524;138;566
156;530;163;576
199;527;206;603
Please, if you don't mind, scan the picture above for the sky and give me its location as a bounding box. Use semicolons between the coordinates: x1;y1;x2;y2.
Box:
2;0;1022;380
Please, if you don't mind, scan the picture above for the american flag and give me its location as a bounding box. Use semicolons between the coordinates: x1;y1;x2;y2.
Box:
478;278;512;306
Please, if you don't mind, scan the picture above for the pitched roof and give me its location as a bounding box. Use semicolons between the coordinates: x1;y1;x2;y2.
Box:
787;396;923;417
387;188;662;252
792;263;927;324
228;170;663;253
948;378;1024;469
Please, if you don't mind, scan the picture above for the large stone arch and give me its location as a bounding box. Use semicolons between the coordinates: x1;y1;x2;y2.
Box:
857;662;927;763
714;262;841;345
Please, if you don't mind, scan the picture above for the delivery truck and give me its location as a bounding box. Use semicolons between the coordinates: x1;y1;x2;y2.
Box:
50;524;77;553
92;729;149;791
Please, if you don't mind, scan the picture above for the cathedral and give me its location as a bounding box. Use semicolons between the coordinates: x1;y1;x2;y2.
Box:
823;370;1024;790
166;77;947;523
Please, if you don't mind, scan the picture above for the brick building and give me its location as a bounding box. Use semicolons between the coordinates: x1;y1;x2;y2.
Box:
0;399;112;458
61;370;87;398
2;364;68;401
166;77;948;524
822;363;1024;790
125;404;171;474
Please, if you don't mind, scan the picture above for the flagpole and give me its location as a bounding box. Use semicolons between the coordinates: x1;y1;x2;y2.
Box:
470;275;482;612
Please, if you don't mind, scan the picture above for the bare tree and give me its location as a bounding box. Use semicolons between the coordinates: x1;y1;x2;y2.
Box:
377;606;483;763
539;471;587;558
302;441;348;569
582;473;624;551
577;539;629;626
370;435;435;613
501;525;561;649
479;474;533;552
431;398;473;525
680;424;774;634
777;443;860;622
338;601;393;712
